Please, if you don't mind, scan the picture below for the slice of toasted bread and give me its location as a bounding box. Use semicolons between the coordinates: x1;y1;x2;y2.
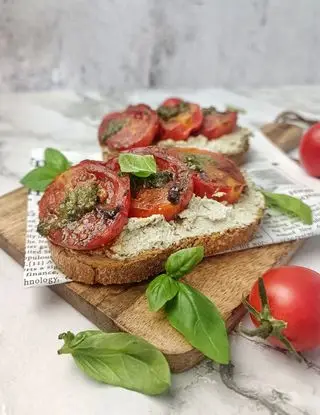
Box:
49;181;265;286
158;128;251;165
100;128;250;165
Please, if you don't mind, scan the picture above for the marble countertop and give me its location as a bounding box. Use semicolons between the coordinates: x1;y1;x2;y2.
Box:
1;87;320;415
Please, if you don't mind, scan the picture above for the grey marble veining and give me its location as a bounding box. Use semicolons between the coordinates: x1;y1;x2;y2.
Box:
1;0;320;92
0;87;320;414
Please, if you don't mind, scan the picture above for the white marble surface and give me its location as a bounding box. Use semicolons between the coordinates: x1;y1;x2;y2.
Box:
0;87;320;415
236;85;320;116
1;0;320;91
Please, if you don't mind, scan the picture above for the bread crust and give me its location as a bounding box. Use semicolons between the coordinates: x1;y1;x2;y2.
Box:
101;135;249;166
226;149;247;166
49;208;263;285
52;136;254;285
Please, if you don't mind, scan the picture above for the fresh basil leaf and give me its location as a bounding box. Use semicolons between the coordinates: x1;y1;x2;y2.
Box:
225;104;247;114
45;148;71;172
58;330;103;350
165;246;204;279
58;330;170;396
20;166;58;191
166;283;230;364
119;154;157;178
262;190;313;225
21;148;71;192
146;274;179;312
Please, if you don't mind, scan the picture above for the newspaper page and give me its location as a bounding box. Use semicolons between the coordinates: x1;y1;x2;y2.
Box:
236;160;320;250
23;141;320;288
24;149;101;287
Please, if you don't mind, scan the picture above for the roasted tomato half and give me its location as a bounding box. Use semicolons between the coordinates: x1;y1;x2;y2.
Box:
98;104;159;151
198;107;238;139
167;147;245;204
107;147;193;221
157;98;203;141
38;161;130;250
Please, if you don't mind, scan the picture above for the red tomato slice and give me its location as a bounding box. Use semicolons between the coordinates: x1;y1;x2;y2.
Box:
198;107;238;139
167;147;245;204
157;98;203;141
38;161;130;250
98;104;159;151
106;147;193;221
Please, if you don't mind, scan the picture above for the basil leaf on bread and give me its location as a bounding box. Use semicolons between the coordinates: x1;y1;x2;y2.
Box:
118;153;157;178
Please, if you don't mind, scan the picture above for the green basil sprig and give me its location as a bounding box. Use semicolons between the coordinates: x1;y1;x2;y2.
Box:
165;246;204;279
44;148;71;172
146;246;230;364
118;153;157;178
146;274;179;312
58;330;171;395
262;190;313;225
166;284;229;364
21;148;71;191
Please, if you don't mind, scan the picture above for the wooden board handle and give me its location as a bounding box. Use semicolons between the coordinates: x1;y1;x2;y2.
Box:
274;110;319;126
260;110;318;154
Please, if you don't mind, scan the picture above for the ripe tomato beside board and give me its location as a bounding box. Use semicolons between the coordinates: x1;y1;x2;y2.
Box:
98;104;159;151
157;98;203;141
299;123;320;177
247;266;320;352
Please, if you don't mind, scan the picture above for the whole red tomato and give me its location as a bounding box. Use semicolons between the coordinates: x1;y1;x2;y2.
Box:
299;123;320;177
247;266;320;352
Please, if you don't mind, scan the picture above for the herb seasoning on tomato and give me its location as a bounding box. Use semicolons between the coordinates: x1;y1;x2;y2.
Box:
157;98;203;141
98;104;159;151
38;160;130;250
107;147;193;221
198;107;238;140
167;147;245;204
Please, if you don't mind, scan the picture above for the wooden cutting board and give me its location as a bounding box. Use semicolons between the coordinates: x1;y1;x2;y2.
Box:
0;120;305;372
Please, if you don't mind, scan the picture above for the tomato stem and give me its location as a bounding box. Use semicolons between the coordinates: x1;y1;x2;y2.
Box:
239;322;272;339
242;298;260;319
258;277;270;319
277;334;302;362
241;278;302;362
